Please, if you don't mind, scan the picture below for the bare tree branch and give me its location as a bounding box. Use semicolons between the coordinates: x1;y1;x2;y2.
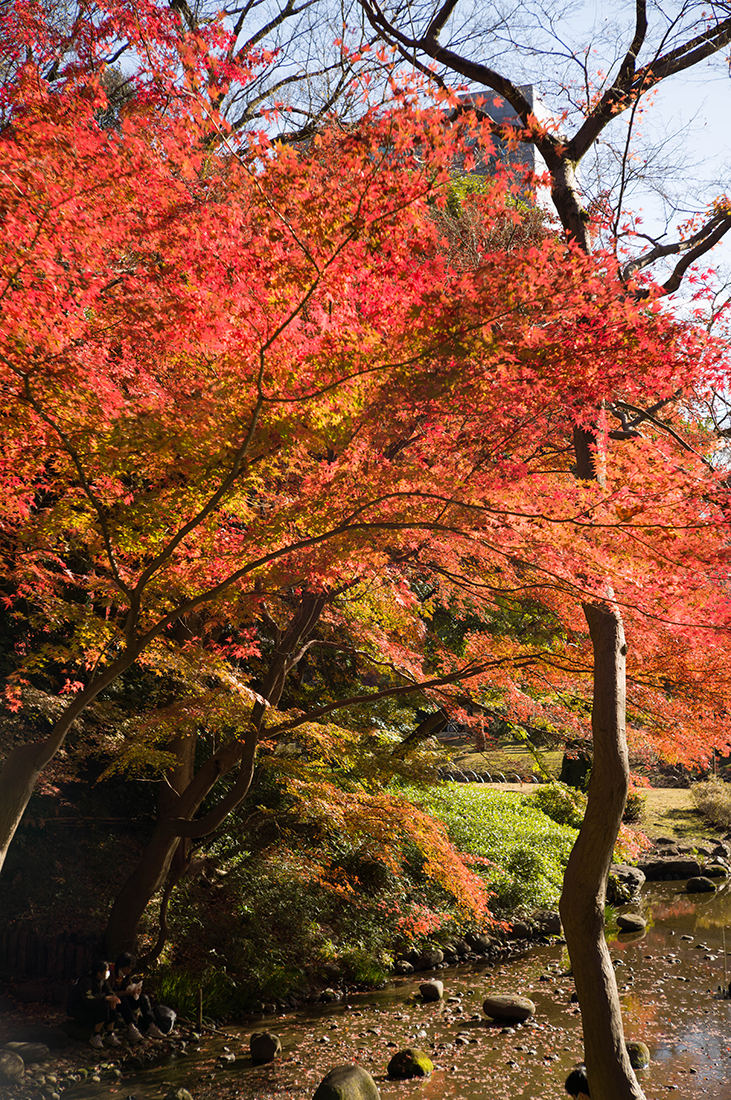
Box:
621;209;731;292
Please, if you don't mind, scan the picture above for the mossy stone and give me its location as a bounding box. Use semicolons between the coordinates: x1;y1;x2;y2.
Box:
625;1040;650;1069
387;1048;434;1079
312;1064;380;1100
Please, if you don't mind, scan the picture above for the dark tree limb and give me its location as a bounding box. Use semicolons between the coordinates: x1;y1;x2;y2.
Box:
621;211;731;293
392;709;449;758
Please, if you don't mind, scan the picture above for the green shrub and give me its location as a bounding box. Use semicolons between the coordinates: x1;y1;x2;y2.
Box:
340;947;390;987
401;785;577;916
524;781;586;829
691;778;731;829
623;790;647;824
152;964;242;1021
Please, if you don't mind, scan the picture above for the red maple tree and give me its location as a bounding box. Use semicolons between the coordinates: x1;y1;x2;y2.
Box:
2;1;731;1029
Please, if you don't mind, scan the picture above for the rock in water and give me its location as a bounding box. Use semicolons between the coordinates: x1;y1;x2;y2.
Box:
625;1040;650;1069
617;914;647;933
608;864;646;903
565;1065;589;1097
312;1064;380;1100
419;980;443;1002
387;1048;434;1078
483;994;535;1022
686;876;716;893
0;1050;25;1084
249;1031;282;1063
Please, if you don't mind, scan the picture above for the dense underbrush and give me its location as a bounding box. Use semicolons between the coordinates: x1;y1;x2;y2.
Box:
152;779;620;1016
2;759;649;1021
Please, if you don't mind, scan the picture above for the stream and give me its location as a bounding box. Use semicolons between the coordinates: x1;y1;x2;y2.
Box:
64;879;731;1100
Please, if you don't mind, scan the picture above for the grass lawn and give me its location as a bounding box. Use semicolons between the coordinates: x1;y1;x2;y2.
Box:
445;738;711;842
640;787;707;841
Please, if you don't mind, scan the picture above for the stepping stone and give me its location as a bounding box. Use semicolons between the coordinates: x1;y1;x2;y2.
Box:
312;1064;380;1100
483;994;535;1022
626;1040;650;1069
250;1031;282;1063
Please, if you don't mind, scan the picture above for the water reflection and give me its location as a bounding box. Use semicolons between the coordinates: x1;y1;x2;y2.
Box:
67;879;731;1100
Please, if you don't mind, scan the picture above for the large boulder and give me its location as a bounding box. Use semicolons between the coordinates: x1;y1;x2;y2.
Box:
464;932;492;953
312;1065;380;1100
419;980;443;1002
531;909;562;936
636;857;701;881
3;1042;50;1063
387;1048;434;1079
250;1031;282;1063
0;1050;24;1085
414;948;443;970
483;994;535;1022
608;864;646;904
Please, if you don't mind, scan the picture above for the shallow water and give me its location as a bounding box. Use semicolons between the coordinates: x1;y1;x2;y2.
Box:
69;879;731;1100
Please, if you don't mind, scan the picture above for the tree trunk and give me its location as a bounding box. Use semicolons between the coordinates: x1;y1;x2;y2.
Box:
0;742;54;874
103;592;328;954
104;730;199;957
103;728;259;956
104;819;183;957
559;601;644;1100
0;652;137;875
158;731;198;884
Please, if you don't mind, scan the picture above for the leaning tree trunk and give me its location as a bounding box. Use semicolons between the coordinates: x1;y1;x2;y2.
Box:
559;601;644;1100
104;591;328;955
103;728;259;956
0;652;137;875
104;819;186;957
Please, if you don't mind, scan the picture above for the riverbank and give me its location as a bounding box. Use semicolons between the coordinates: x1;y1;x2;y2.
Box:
4;869;731;1100
0;784;723;1100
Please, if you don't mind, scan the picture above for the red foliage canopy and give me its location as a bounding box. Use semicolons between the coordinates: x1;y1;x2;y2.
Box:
2;0;731;862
